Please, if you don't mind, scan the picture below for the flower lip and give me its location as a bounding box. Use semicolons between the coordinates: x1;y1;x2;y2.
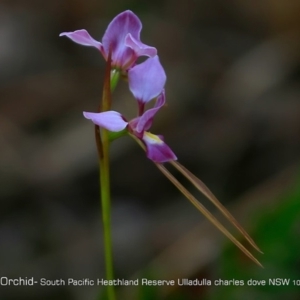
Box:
143;132;177;163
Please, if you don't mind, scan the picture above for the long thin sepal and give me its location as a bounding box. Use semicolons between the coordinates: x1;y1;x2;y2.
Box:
171;161;262;253
155;163;263;268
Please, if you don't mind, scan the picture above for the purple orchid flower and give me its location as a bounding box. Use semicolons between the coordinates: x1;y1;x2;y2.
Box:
59;10;157;71
83;56;176;163
65;11;262;267
83;90;176;163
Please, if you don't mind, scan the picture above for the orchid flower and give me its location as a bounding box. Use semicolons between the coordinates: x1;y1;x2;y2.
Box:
59;10;157;72
83;56;177;163
83;52;262;267
60;12;262;288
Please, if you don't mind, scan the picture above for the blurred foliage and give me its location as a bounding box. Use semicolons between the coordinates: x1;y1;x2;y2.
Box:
209;171;300;300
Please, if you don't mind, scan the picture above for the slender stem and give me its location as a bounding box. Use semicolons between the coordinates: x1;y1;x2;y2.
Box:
99;128;115;300
95;50;116;300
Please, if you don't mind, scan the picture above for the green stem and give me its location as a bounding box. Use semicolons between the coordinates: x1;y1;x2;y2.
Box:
99;128;115;300
110;69;120;91
96;50;116;300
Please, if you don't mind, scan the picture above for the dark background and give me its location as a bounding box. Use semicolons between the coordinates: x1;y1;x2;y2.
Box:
0;0;300;299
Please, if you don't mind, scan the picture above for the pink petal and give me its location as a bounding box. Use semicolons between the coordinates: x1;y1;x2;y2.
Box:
125;33;157;58
59;30;103;51
134;91;166;133
83;111;128;132
102;10;155;68
143;132;177;163
128;56;166;103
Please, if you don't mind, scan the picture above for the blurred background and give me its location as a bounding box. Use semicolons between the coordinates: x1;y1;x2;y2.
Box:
0;0;300;299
